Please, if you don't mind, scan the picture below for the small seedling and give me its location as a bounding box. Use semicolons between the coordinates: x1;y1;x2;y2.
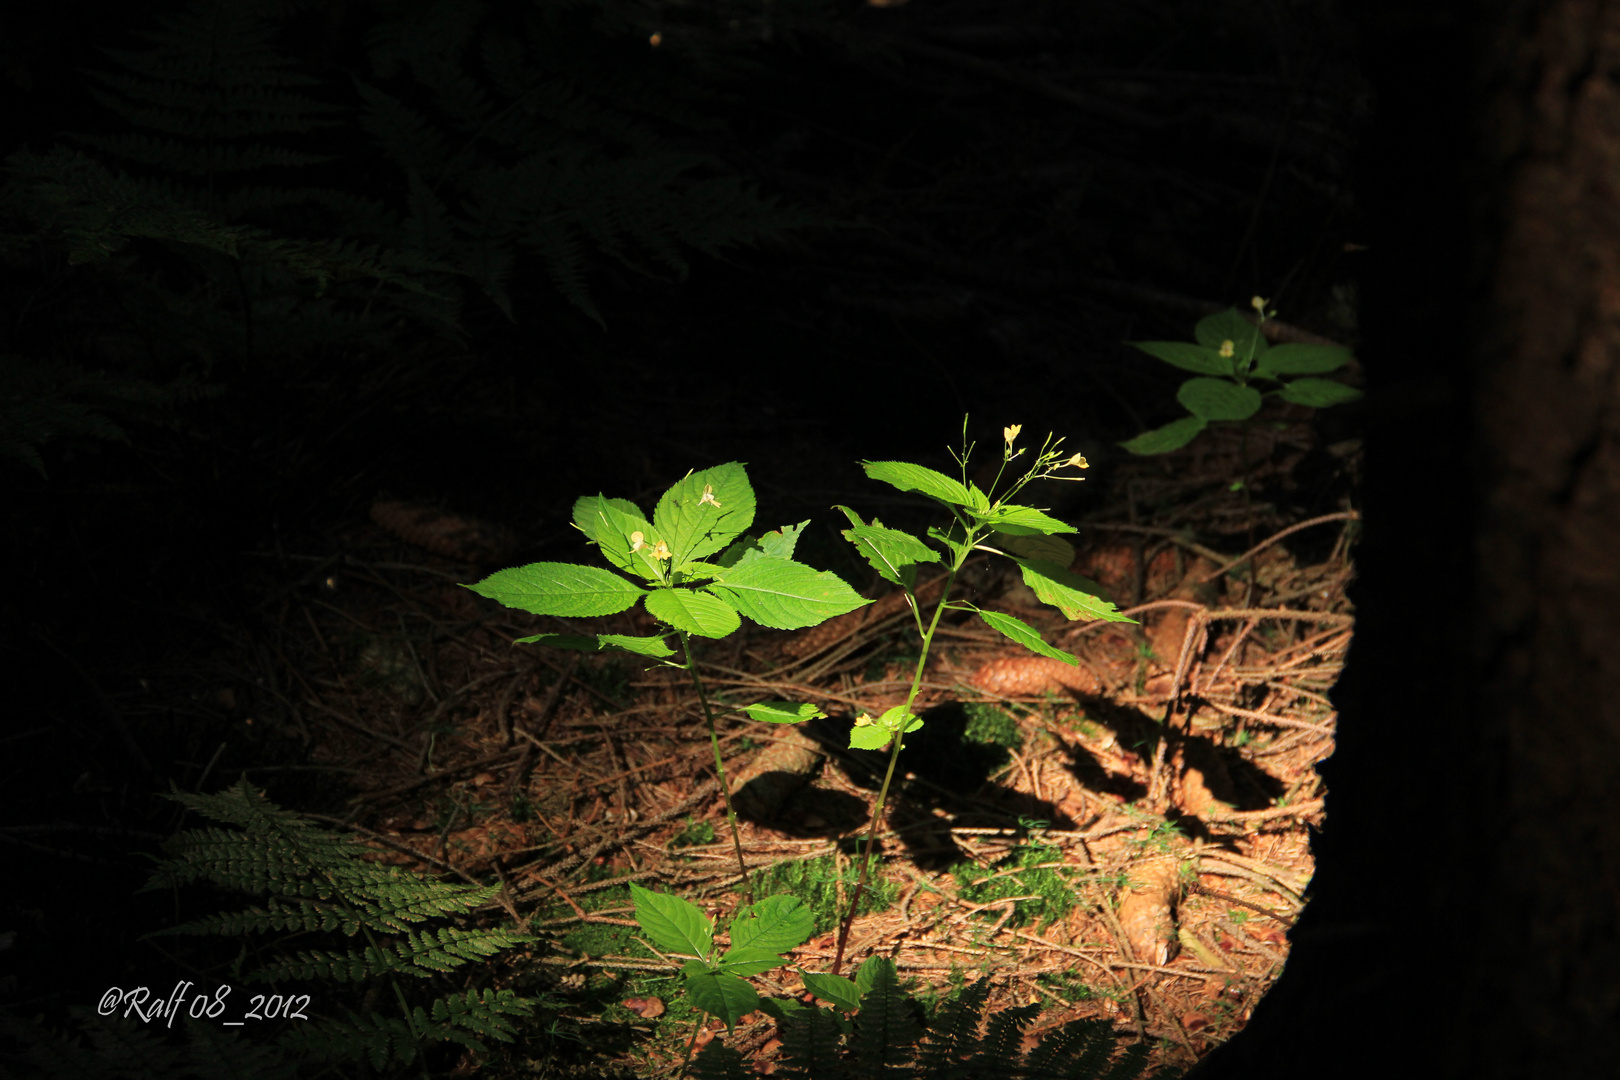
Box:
466;462;867;901
630;884;813;1076
1119;297;1361;458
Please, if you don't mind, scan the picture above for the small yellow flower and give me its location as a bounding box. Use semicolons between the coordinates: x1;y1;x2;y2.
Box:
698;484;721;508
1003;424;1022;445
854;712;876;727
629;530;646;552
650;540;672;561
1066;453;1089;469
1251;295;1268;314
1219;340;1235;358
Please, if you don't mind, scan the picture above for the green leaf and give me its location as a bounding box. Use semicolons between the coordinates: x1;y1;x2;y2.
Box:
1015;559;1136;623
757;521;806;560
849;724;895;751
861;461;972;507
799;971;862;1012
510;632;674;658
989;531;1076;567
925;524;974;564
742;701;828;724
975;608;1081;664
1194;308;1267;360
572;495;665;581
758;997;811;1021
631;883;712;958
653;462;757;568
683;970;759;1033
511;633;599;649
467;563;646;617
644;588;742;639
849;705;920;751
966;483;992;512
717;946;790;978
598;634;677;658
1253;342;1352;376
852;956;887;997
716;521;810;570
707;558;870;630
1177;378;1263;421
976;504;1077;537
1118;415;1207;455
1129;340;1234;376
730;895;815;953
837;508;938;587
1278;377;1364;407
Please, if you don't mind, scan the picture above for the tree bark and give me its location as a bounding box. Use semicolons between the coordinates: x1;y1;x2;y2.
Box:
1188;3;1620;1076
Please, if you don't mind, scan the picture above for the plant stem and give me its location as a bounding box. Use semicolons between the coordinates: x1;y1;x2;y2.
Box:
830;558;964;976
676;1015;703;1079
679;631;754;907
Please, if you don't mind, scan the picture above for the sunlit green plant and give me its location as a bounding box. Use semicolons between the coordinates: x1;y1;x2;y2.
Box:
629;883;813;1077
1119;297;1361;457
819;421;1136;973
466;462;868;901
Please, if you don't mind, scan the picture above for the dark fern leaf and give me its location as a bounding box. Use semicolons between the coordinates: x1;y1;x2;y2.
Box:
0;1007;298;1080
278;1009;419;1072
132;780;542;1070
850;959;922;1080
969;1002;1041;1075
1024;1019;1117;1079
78;0;341;196
691;1038;753;1080
913;977;992;1078
776;1004;848;1080
1097;1042;1160;1080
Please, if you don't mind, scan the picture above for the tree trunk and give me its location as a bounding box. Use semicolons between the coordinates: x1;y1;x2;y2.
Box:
1188;3;1620;1076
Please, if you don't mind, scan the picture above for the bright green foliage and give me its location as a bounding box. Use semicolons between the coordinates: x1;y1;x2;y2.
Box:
630;884;813;1034
850;704;923;751
841;430;1132;754
760;960;1181;1079
744;700;829;724
138;779;542;1070
474;463;865;909
470;463;868;656
816;424;1133;979
1120;301;1361;455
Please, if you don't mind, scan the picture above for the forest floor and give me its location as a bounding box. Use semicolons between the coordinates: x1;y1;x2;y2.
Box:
226;401;1357;1077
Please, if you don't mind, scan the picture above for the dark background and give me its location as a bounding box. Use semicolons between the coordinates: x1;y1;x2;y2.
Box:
10;0;1607;1077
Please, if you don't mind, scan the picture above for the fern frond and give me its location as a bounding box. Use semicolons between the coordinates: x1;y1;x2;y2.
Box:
913;977;991;1077
0;1007;297;1080
277;1009;420;1071
971;1001;1040;1074
79;0;341;190
1024;1019;1117;1079
0;354;164;477
850;959;922;1079
387;924;536;973
1098;1042;1166;1080
691;1038;752;1080
424;987;536;1044
773;1002;848;1080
